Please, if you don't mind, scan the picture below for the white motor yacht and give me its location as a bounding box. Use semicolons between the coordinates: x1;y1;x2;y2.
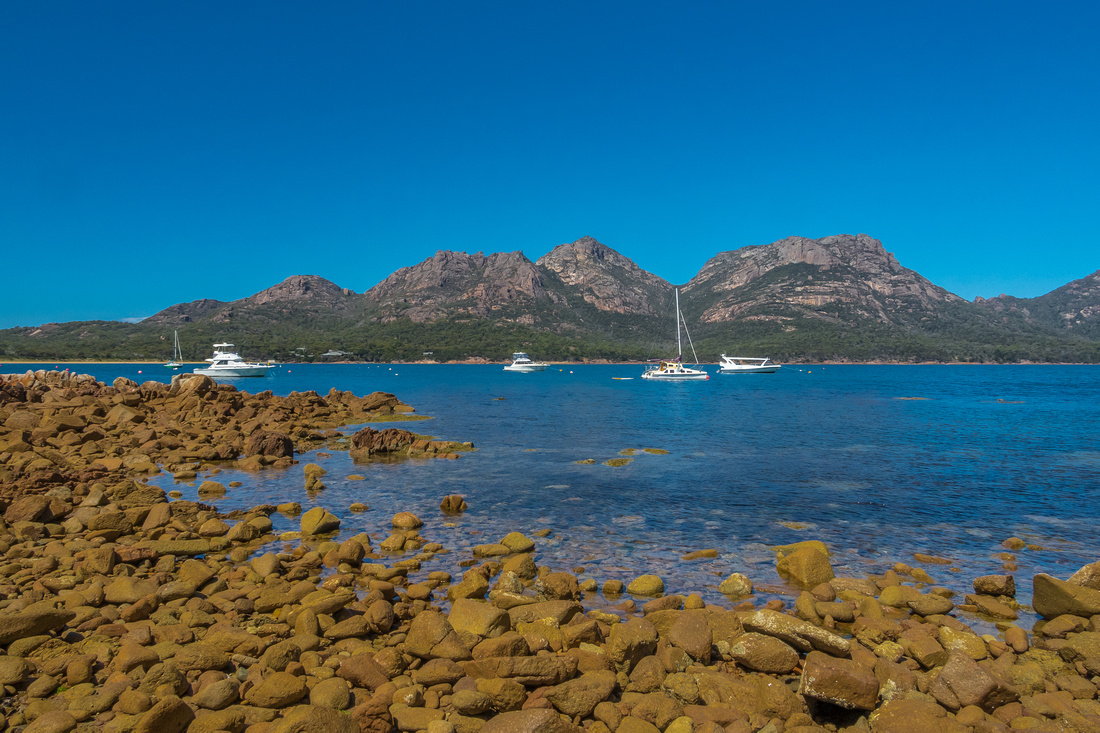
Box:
503;352;548;372
193;343;271;378
717;355;782;374
641;289;709;381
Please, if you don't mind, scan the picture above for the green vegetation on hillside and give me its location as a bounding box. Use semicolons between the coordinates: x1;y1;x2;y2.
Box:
3;313;1098;363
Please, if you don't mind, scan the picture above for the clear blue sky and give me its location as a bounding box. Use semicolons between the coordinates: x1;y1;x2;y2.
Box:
2;1;1097;328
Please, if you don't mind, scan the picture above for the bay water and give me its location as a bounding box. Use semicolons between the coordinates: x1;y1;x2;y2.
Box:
13;362;1100;623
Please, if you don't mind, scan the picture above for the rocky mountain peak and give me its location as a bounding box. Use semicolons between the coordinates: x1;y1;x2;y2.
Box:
144;298;227;325
536;236;671;316
364;249;556;322
978;269;1100;337
684;233;963;327
248;275;352;306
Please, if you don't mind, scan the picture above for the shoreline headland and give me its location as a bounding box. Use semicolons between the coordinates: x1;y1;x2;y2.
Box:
0;371;1097;731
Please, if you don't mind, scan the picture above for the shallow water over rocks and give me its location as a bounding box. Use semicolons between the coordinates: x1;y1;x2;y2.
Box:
28;362;1100;622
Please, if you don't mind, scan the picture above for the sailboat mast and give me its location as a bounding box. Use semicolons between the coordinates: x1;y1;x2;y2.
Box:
675;288;682;359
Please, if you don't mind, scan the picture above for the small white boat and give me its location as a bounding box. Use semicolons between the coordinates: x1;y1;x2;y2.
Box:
717;355;782;374
193;343;271;378
163;330;183;370
641;289;708;381
503;352;548;372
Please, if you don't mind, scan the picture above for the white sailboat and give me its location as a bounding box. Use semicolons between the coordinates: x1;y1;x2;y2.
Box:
163;330;183;370
641;289;709;381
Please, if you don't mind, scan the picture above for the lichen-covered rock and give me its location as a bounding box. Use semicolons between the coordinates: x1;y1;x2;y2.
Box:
300;506;340;535
927;651;1018;712
245;671;308;708
545;669;617;717
729;632;799;674
449;598;510;638
272;704;360;733
777;546;834;588
440;494;468;513
1033;573;1100;619
479;708;581;733
626;574;664;596
799;651;879;710
718;572;753;597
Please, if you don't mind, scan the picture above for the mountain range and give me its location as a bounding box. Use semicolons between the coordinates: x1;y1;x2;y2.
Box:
3;234;1099;363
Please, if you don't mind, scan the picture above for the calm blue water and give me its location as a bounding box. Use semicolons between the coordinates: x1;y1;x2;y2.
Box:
10;362;1100;619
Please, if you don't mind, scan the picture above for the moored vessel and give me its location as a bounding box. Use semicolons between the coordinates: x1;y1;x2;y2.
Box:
717;355;782;374
193;343;271;378
163;330;184;370
641;289;708;381
503;352;548;372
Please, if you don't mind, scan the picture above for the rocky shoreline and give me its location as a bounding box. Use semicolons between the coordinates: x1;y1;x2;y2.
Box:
0;372;1099;733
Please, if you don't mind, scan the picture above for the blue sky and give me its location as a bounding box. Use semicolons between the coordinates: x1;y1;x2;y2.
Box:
1;1;1097;328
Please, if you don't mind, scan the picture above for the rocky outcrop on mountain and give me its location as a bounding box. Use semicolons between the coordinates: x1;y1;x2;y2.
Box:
365;251;560;323
145;276;356;327
683;234;965;327
977;269;1100;338
144;298;227;326
247;275;356;309
536;236;673;316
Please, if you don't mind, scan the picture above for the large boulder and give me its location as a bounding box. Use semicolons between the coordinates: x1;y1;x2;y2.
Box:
271;704;360;733
869;698;968;733
545;670;617;718
729;633;799;674
300;507;340;535
0;608;75;645
1068;561;1100;590
405;611;471;661
608;617;659;671
798;651;879;710
927;651;1018;712
741;609;849;656
449;598;509;639
133;695;194;733
777;546;834;588
245;430;294;458
479;709;580;733
464;656;577;687
627;575;665;597
1033;573;1100;619
245;671;308;708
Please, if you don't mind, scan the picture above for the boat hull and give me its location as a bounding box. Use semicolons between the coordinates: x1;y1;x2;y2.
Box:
503;364;547;372
193;366;270;377
641;370;709;381
717;365;781;374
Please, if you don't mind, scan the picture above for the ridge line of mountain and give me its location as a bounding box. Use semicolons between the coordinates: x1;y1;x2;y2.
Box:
2;234;1097;363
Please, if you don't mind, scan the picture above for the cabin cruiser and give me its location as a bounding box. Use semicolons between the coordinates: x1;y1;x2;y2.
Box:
193;343;271;377
641;289;708;381
503;352;548;372
717;355;782;374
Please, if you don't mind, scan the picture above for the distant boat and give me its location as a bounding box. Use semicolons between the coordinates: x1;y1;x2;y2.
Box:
504;352;548;372
163;330;183;370
717;355;782;374
193;343;271;377
641;289;708;381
